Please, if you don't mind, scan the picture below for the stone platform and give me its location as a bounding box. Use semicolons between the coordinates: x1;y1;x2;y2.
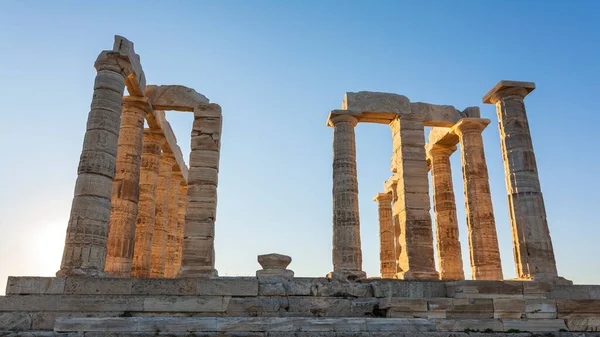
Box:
1;277;600;336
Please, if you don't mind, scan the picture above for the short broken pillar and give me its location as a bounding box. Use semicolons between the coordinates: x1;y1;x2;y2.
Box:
150;152;176;278
105;96;151;277
256;253;294;279
454;118;503;280
483;80;567;282
390;116;439;280
426;143;465;281
373;192;396;278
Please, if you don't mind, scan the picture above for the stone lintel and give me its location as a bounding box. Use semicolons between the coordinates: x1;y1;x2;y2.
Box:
145;110;188;182
373;192;392;202
427;118;491;149
146;85;209;112
112;35;146;97
482;80;536;104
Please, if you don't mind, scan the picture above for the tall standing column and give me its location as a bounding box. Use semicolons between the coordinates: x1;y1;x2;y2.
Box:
150;152;176;278
328;114;365;279
374;193;395;278
57;52;133;277
131;131;162;278
483;81;565;281
427;144;465;280
385;176;403;277
105;97;150;277
164;172;182;278
173;183;187;277
390;117;438;280
179;103;222;277
454;119;503;280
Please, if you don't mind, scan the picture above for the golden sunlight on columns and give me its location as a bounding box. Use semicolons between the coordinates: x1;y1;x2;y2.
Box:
173;182;188;276
131;131;162;278
105;97;150;277
164;172;183;278
57;52;133;277
427;143;465;281
374;192;395;278
150;152;176;278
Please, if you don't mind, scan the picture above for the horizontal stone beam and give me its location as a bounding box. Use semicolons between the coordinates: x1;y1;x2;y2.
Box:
426;118;492;149
145;109;188;182
146;85;209;112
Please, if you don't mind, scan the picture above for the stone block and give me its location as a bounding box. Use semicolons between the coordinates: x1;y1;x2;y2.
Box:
549;285;600;300
523;281;555;299
365;318;435;332
315;281;373;298
5;277;66;295
143;296;230;312
557;299;600;317
226;297;287;316
447;299;494;319
434;319;504;332
30;312;121;330
63;278;132;295
256;269;294;279
379;298;427;311
131;278;196;295
523;299;557;319
370;280;446;298
145;85;208;112
501;319;567;332
343;91;411;115
0;295;144;312
410;102;462;127
287;297;378;317
565;315;600;332
493;299;525;319
197;278;258;296
0;312;32;331
446;281;524;299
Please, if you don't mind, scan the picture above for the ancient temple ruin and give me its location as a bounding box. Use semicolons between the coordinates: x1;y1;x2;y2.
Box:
1;36;599;336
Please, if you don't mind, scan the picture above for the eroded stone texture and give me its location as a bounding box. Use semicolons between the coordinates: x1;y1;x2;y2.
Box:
57;51;136;277
329;114;365;279
390;117;438;280
384;176;402;277
179;103;222;278
131;131;162;278
454;118;503;281
150;153;176;278
373;193;395;278
173;182;187;276
483;81;561;281
105;97;151;277
427;144;464;281
164;172;183;278
145;85;209;111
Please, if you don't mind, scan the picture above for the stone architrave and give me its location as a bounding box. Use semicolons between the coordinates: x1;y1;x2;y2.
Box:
104;97;150;277
179;103;222;278
454;118;503;280
173;183;188;276
483;81;565;281
427;143;465;281
164;172;182;278
373;193;395;278
328;114;366;280
390;117;439;280
57;51;135;277
131;131;163;278
150;152;176;278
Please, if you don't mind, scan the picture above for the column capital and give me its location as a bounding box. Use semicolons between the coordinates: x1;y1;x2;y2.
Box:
123;96;152;113
384;175;398;193
143;129;165;144
160;152;177;165
373;192;392;203
483;80;535;104
426;143;457;158
327;110;360;127
452;118;491;136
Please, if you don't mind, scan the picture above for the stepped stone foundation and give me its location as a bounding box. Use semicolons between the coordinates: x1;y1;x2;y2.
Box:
1;37;597;336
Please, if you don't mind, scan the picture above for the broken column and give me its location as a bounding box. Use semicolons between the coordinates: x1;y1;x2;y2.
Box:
426;143;465;281
179;103;222;278
483;80;565;281
327;113;365;279
374;193;395;278
131;130;162;278
164;171;182;278
105;97;150;277
390;117;439;280
150;152;175;278
454;118;503;280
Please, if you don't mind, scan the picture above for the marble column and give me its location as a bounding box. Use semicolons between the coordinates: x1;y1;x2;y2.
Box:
328;114;365;279
57;52;133;277
173;183;187;277
454;118;503;280
105;97;150;277
150;152;176;278
179;103;222;277
483;81;565;281
131;131;162;278
385;176;403;277
374;193;395;278
390;117;438;280
427;143;465;281
164;172;182;278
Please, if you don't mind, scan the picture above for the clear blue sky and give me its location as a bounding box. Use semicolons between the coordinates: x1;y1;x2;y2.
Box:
1;1;599;293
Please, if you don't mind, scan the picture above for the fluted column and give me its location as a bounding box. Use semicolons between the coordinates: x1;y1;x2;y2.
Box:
105;97;150;277
374;193;395;278
173;183;187;277
150;152;176;278
131;131;162;277
483;81;566;282
390;117;438;280
427;144;465;280
454;118;503;280
328;114;365;279
179;103;222;278
57;52;133;277
164;172;182;278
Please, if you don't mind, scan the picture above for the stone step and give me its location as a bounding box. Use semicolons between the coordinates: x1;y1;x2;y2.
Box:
6;332;600;337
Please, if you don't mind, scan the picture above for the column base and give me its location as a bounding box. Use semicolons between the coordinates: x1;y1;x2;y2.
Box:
397;270;440;280
56;268;114;278
327;270;367;282
511;274;573;285
177;266;219;278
